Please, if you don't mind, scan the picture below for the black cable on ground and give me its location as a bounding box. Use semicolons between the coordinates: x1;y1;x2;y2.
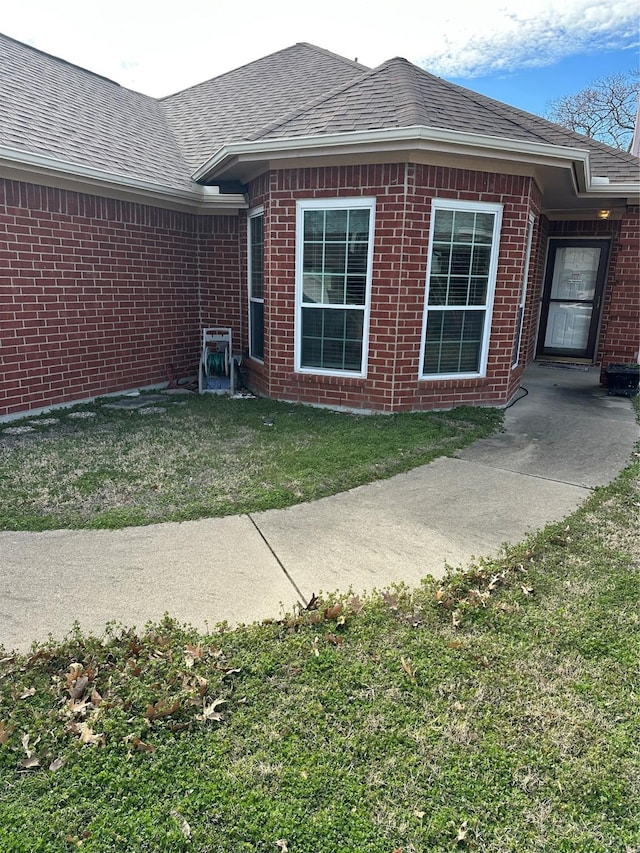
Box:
505;385;528;409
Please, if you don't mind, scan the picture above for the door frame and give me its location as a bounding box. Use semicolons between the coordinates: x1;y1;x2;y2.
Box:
536;238;610;361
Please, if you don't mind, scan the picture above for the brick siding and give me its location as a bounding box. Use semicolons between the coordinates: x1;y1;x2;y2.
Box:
243;163;540;411
0;179;240;417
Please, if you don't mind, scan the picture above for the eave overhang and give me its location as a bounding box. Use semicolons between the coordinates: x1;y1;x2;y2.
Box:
0;146;248;214
193;126;639;214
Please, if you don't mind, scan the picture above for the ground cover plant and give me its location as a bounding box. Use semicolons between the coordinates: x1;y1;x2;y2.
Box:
0;393;501;531
0;451;638;852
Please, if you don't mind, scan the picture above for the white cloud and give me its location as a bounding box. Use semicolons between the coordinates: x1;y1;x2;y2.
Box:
417;0;640;76
1;0;637;95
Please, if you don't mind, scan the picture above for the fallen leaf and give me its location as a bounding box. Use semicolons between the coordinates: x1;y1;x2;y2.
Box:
171;809;191;839
69;675;89;700
348;595;363;614
326;633;344;646
453;701;465;712
275;841;288;852
144;699;181;720
132;738;156;753
323;603;343;621
49;757;65;772
199;698;226;723
310;637;320;658
456;820;469;843
401;657;416;680
448;641;463;649
0;720;15;745
21;732;32;757
221;667;242;680
90;688;103;706
381;591;399;611
69;722;105;746
184;645;202;668
18;687;36;700
65;663;83;687
452;610;462;628
67;698;90;717
413;809;425;819
521;585;534;597
20;756;40;770
304;593;319;611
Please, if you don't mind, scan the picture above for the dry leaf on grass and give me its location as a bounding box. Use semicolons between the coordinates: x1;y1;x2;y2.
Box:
198;698;226;723
0;720;15;745
171;809;191;839
132;738;155;754
144;699;181;720
401;657;416;681
18;687;36;699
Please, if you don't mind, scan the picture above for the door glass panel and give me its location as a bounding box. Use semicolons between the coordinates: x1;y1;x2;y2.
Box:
550;247;600;301
544;302;592;350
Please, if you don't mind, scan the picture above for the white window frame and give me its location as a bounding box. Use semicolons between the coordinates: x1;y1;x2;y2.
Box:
248;205;264;362
295;197;375;378
512;213;535;367
419;198;503;380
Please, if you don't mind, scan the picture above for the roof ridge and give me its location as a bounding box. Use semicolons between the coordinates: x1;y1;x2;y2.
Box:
160;43;367;103
386;57;426;126
294;42;369;71
427;69;640;163
247;62;381;141
0;31;123;89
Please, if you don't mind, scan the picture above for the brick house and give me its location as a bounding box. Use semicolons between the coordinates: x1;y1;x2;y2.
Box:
1;35;638;417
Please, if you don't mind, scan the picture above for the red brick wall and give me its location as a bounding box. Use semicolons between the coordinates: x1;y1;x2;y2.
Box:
244;164;539;412
595;209;639;376
0;179;240;417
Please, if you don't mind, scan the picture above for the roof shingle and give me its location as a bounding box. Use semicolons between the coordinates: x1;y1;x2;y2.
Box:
1;33;637;190
0;33;193;191
160;43;368;171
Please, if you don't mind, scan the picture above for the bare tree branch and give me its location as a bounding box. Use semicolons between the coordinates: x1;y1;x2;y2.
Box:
545;70;640;151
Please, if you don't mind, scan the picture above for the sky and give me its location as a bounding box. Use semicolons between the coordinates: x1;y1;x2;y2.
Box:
1;0;638;118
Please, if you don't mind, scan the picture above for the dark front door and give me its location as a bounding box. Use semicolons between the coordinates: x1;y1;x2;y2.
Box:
537;239;610;360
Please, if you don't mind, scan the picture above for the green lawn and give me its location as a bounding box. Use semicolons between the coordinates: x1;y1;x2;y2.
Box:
0;393;501;531
1;453;638;852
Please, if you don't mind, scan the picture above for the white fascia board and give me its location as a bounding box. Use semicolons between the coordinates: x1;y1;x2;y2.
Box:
193;125;593;182
0;146;248;213
581;181;640;197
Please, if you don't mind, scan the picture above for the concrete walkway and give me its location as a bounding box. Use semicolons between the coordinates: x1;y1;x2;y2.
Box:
1;364;636;652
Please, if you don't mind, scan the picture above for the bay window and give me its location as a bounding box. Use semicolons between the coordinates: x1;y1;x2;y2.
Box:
296;198;375;375
248;208;264;361
421;200;503;378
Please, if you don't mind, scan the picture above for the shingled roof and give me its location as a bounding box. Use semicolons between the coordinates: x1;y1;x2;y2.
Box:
160;43;368;171
0;32;193;191
251;57;639;183
1;33;637;193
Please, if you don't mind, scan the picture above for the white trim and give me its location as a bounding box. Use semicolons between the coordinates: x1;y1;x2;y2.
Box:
419;198;504;380
0;145;248;214
248;206;265;362
194;125;593;179
193;125;638;202
512;213;535;368
295;197;376;378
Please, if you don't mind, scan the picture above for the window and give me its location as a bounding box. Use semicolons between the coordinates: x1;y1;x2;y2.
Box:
420;200;503;378
512;214;534;367
296;198;375;375
248;208;264;361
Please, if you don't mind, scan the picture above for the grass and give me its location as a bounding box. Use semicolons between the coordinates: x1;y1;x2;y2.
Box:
0;393;501;531
0;448;638;851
